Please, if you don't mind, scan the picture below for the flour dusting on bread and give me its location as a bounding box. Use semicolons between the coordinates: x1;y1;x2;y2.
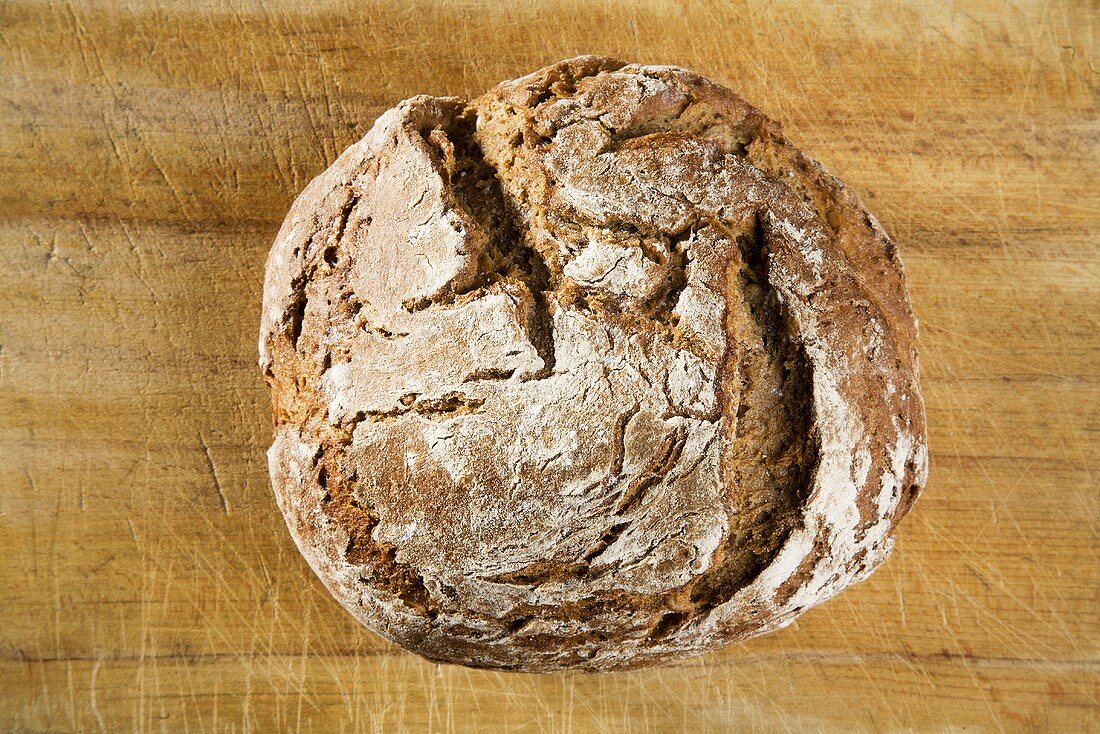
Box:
260;56;927;671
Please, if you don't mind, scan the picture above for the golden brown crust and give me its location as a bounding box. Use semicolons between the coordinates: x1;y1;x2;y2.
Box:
259;57;928;671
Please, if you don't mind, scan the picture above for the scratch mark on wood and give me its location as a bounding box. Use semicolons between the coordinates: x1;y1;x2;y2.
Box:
198;432;229;514
89;657;107;733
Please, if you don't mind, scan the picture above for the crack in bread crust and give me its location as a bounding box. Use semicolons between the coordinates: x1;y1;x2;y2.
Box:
259;57;928;672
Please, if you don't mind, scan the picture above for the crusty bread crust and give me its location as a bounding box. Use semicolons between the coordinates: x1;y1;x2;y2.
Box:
259;56;928;672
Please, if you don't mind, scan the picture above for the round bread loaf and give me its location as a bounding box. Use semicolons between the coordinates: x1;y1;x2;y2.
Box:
259;56;928;672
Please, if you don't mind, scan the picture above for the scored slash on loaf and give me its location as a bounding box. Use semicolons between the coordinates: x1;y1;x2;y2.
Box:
259;56;928;672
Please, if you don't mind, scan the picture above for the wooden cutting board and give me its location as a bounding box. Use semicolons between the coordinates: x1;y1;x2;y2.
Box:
2;1;1096;731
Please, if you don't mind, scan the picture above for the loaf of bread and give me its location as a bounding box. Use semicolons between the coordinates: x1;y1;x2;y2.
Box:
259;56;928;672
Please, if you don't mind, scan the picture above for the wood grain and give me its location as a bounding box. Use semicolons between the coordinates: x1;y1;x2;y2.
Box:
1;0;1097;730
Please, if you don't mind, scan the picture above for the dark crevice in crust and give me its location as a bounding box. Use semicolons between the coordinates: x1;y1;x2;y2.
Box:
272;187;361;357
415;107;559;377
584;423;689;564
682;215;817;615
287;282;307;347
647;611;687;640
348;392;487;425
462;367;517;382
448;112;559;378
609;403;640;477
483;560;587;587
313;454;440;619
611;424;690;516
652;230;692;326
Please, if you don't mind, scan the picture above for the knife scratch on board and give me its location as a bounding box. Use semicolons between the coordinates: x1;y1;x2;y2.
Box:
199;432;229;514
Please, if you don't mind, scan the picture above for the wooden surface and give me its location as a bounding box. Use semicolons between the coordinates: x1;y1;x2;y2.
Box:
2;0;1097;731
